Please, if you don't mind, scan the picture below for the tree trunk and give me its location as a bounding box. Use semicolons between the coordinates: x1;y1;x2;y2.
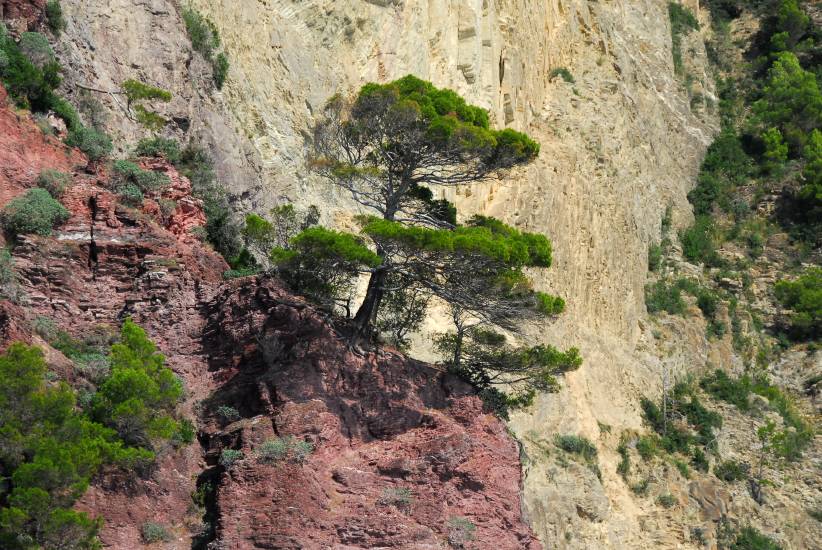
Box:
352;266;386;342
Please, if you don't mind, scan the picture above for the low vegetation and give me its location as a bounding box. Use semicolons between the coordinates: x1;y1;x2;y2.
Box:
255;437;313;465
1;188;69;237
773;267;821;340
668;2;700;75
182;6;231;89
0;319;183;549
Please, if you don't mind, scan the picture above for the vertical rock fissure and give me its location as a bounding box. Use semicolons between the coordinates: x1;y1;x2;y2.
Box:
190;466;221;550
87;196;99;278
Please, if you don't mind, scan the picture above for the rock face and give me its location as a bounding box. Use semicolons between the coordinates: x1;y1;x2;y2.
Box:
0;84;86;205
0;0;43;32
0;81;540;548
199;279;541;549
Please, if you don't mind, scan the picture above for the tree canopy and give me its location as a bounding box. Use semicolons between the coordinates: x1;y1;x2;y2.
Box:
306;75;545;340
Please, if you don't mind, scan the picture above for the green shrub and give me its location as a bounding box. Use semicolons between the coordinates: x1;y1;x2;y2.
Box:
0;27;61;113
681;215;722;266
1;188;69;236
122;79;171;104
116;183;144;207
135;137;181;163
113;160;171;193
700;369;751;409
729;526;783;550
177;145;242;259
182;6;231;90
672;457;690;478
45;1;66;36
91;319;183;448
773;268;821;340
212;52;229;89
630;478;650;496
648;243;663;271
714;460;748;482
18;32;55;67
669;2;700;74
692;447;709;472
256;436;314;465
174;418;196;445
645;280;686;315
215;404;240;424
379;487;413;510
182;7;221;60
636;435;658;461
687;129;750;216
447;516;476;546
37;169;70;198
0;343;152;548
656;494;676;508
219;448;243;468
554;434;597;462
65;126;113;161
549;67;575;83
616;436;631;479
141;522;171;543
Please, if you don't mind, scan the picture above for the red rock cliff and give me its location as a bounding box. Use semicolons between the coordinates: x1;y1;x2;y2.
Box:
0;83;541;549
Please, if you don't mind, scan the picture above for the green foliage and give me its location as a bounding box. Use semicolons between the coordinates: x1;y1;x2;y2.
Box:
18;32;54;68
182;7;221;60
65;126;113;161
722;525;783;550
648;243;663;272
616;435;631;479
176;145;242;259
669;2;700;74
379;487;413;510
37;169;70;199
447;516;476;546
656;494;676;508
714;460;748;482
687;129;750;216
113;160;171;194
0;28;63;115
133;105;166;132
436;328;581;419
45;1;66;36
636;435;658;461
680;215;721;266
701;369;813;459
212;52;229;89
753;52;822;152
141;521;171;543
1;188;69;237
182;7;230;89
761;127;788;172
630;478;650;496
215;405;240;425
0;247;17;300
641;381;722;461
549;67;575;83
255;437;313;465
0;343;149;549
91;319;183;448
116;183;143;207
554;434;597;462
773;267;821;339
218;449;243;469
122;79;171;104
645;280;686;315
122;79;171;131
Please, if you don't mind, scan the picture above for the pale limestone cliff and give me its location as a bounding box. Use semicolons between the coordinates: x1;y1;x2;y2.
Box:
52;1;822;548
180;1;718;546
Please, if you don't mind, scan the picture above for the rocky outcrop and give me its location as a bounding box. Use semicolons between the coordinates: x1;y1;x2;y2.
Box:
0;0;43;32
0;81;540;548
198;278;541;549
0;84;86;205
